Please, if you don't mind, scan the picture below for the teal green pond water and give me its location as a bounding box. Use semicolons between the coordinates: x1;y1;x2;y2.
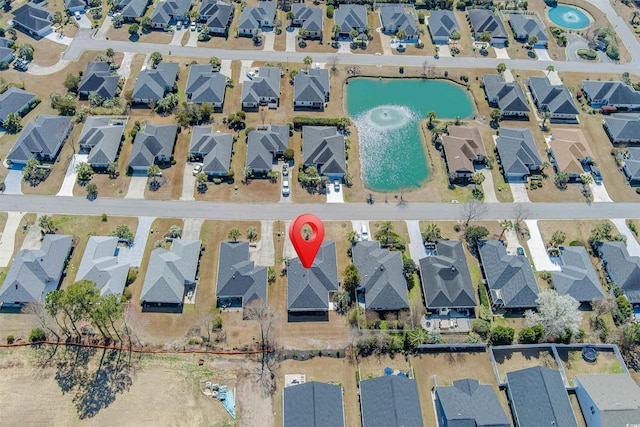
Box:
346;78;474;191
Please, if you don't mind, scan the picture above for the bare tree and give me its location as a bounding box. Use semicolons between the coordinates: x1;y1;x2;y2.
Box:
592;297;617;317
245;301;280;393
512;204;529;234
460;198;487;227
421;60;429;77
121;304;148;362
328;55;340;73
200;312;214;343
259;107;267;125
22;302;60;341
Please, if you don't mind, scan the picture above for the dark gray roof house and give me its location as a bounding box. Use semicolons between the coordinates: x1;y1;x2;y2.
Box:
621;147;640;186
335;4;367;34
128;123;178;171
11;3;53;37
241;67;281;109
508;14;548;46
552;246;605;303
0;37;13;48
302;126;346;179
428;10;460;44
528;76;579;122
479;239;539;309
495;127;542;182
185;64;227;107
216;241;267;309
379;5;418;39
582;80;640;109
140;239;201;306
189;126;233;177
237;1;276;35
604;113;640;143
78;116;126;167
483;74;530;117
352;241;409;312
506;367;578;427
119;0;148;20
293;68;330;109
6;115;73;164
283;381;345;427
151;0;192;28
0;234;73;307
290;4;323;38
199;0;234;35
435;379;510;427
599;241;640;304
76;236;130;297
574;374;640;427
132;62;179;103
467;8;508;45
419;240;476;310
0;86;36;125
360;375;423;427
78;61;120;100
287;242;338;315
64;0;86;13
0;38;13;63
246;124;289;173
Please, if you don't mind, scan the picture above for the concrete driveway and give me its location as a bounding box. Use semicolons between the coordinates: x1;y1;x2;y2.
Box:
57;154;88;197
180;163;197;201
611;218;640;257
503;69;514;83
125;172;148;199
351;220;370;239
545;70;562;85
524;219;561;271
118;52;135;79
326;183;344;203
239;60;254;83
479;169;499;203
589;182;613;203
438;45;451;57
21;214;45;250
182;218;203;240
220;59;232;77
77;14;92;29
186;29;199;47
263;30;275;52
494;47;509;59
510;183;530;202
3;166;23;195
286;28;298;52
250;220;275;266
94;16;111;40
535;48;552;61
45;31;74;46
116;216;155;267
170;28;185;46
282;221;295;260
0;212;24;267
503;227;522;256
406;220;426;263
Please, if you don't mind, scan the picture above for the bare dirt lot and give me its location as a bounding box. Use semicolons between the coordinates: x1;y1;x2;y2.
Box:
493;347;559;383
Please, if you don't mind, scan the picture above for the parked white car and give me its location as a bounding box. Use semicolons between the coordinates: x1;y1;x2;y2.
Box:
282;178;290;196
361;225;369;241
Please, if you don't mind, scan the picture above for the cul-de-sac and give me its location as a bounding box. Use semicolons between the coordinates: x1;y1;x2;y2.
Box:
1;0;640;425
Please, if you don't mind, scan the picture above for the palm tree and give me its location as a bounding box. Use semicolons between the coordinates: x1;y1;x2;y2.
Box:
347;230;360;245
303;55;313;69
422;223;442;243
407;328;429;348
107;161;119;179
298;27;308;39
147;164;161;187
105;48;115;61
427;111;437;128
331;24;341;40
228;228;241;242
247;226;258;242
209;56;221;69
471;171;485;189
633;10;640;25
546;65;555;73
378;221;394;246
498;220;513;239
241;166;252;184
490;109;502;126
541;111;552;130
168;225;182;238
38;215;56;234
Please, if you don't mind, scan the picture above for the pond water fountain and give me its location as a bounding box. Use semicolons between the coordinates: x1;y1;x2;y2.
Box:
548;5;591;30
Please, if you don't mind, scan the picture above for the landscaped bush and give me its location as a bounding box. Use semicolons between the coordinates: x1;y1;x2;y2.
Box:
6;335;14;344
487;326;515;346
293;117;350;131
29;328;46;342
518;327;537;344
471;319;490;338
577;48;597;60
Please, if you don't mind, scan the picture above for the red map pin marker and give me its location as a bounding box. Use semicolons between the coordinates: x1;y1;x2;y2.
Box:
289;214;325;269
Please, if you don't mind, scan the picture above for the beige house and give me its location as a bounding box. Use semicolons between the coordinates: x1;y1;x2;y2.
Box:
441;125;487;180
548;129;595;180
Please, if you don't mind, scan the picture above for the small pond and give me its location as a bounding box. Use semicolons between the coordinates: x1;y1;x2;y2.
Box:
346;78;474;191
548;5;591;30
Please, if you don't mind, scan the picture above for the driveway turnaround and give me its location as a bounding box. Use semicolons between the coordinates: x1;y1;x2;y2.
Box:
250;220;275;267
57;154;88;197
406;220;427;263
116;216;155;267
611;218;640;257
182;218;204;240
524;219;561;271
0;212;24;267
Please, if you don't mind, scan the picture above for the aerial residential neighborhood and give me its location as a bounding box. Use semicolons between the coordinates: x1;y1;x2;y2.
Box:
1;0;640;425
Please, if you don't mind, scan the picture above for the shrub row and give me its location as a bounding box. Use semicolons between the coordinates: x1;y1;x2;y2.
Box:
293;117;351;131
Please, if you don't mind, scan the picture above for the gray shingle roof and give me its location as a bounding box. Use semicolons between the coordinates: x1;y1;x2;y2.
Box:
379;5;417;36
0;234;72;305
335;4;367;33
419;240;476;309
604;113;640;142
119;0;148;18
65;0;86;10
467;9;507;39
133;62;179;102
552;246;605;302
151;0;192;24
291;4;323;32
0;86;36;124
495;127;542;177
6;115;72;163
287;242;338;311
529;76;579;117
189;126;233;176
360;376;423;427
428;10;459;39
599;241;640;303
483;74;530;114
508;14;548;42
623;147;640;183
186;64;227;104
0;36;14;48
246;124;289;171
302;126;346;176
216;241;267;306
238;1;276;31
78;116;126;165
128;123;177;169
435;379;510;427
241;67;281;104
506;367;578;427
78;61;120;99
479;239;539;308
201;0;233;30
76;236;130;297
283;381;345;427
140;239;201;304
294;68;330;105
575;374;640;427
0;47;13;63
582;80;640;107
12;3;53;34
353;241;409;311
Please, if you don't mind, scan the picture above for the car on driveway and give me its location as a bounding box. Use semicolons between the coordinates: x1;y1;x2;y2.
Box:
361;225;369;241
176;21;182;30
190;22;196;31
192;164;202;176
282;164;288;176
333;179;340;191
74;11;81;20
282;178;290;196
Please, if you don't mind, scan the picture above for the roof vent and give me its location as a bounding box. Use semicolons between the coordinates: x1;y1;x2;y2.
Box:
450;266;456;272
